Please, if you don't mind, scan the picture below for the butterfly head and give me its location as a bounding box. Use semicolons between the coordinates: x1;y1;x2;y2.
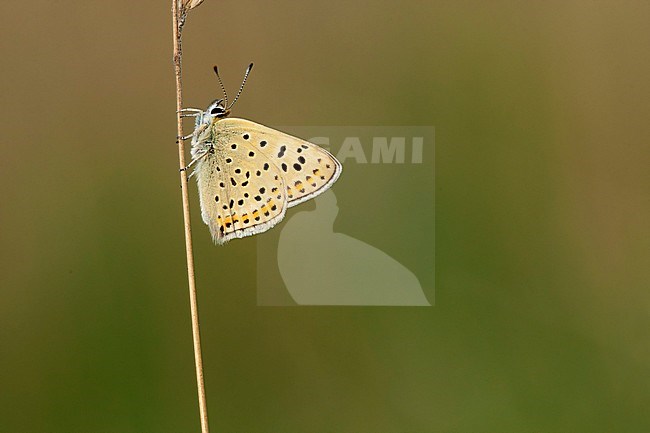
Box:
206;99;231;119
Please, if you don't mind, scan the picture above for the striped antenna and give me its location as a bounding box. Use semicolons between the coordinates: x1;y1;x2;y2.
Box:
213;65;229;108
228;63;254;110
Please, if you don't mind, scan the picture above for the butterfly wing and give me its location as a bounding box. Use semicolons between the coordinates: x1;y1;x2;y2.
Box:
218;118;342;207
193;117;342;244
193;127;287;245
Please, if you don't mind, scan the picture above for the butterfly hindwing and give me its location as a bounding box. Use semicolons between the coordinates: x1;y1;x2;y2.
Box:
194;131;287;244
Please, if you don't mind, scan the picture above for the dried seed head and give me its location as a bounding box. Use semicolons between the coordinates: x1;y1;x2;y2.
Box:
182;0;205;10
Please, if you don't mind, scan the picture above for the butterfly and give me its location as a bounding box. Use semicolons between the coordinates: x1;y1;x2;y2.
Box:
179;64;342;245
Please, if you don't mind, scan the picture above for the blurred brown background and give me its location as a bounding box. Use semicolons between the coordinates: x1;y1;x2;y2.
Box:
1;1;649;432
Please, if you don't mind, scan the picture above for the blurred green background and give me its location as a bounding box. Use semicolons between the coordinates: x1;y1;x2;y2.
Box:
1;0;649;432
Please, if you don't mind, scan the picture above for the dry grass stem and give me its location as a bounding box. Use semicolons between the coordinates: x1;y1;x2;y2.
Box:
171;0;210;432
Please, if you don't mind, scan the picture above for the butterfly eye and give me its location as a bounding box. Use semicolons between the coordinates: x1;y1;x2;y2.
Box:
210;107;223;115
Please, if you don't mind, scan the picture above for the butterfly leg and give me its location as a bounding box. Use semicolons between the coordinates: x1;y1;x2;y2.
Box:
178;108;203;120
177;123;209;142
180;148;211;173
177;133;195;141
177;108;203;114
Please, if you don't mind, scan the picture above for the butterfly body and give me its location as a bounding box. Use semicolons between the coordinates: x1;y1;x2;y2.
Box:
188;100;342;245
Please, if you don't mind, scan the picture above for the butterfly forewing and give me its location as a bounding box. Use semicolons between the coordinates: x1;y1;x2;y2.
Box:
217;119;342;207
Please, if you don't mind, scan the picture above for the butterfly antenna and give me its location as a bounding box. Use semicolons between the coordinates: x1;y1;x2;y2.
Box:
213;65;229;107
228;63;254;110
